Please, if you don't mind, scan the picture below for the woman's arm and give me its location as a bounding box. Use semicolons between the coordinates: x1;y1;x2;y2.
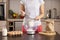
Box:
35;3;44;20
20;3;25;16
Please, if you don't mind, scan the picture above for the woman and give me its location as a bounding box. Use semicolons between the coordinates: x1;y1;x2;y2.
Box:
20;0;44;33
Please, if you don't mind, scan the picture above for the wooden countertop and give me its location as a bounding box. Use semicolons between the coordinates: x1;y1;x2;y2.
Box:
0;32;55;40
0;32;60;40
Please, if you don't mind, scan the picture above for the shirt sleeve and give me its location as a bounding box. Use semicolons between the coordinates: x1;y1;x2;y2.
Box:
39;0;44;5
20;0;24;4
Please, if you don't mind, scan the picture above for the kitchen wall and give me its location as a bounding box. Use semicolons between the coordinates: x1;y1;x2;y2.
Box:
44;0;60;18
9;0;20;14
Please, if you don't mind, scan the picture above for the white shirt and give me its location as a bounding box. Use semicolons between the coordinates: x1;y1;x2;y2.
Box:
20;0;44;30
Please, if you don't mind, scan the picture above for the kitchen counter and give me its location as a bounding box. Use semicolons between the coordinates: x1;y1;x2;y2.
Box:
0;32;60;40
7;19;60;22
7;19;23;22
41;19;60;22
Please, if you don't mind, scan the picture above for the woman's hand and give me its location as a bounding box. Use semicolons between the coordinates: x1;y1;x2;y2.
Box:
35;16;40;20
20;10;25;16
20;10;25;19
